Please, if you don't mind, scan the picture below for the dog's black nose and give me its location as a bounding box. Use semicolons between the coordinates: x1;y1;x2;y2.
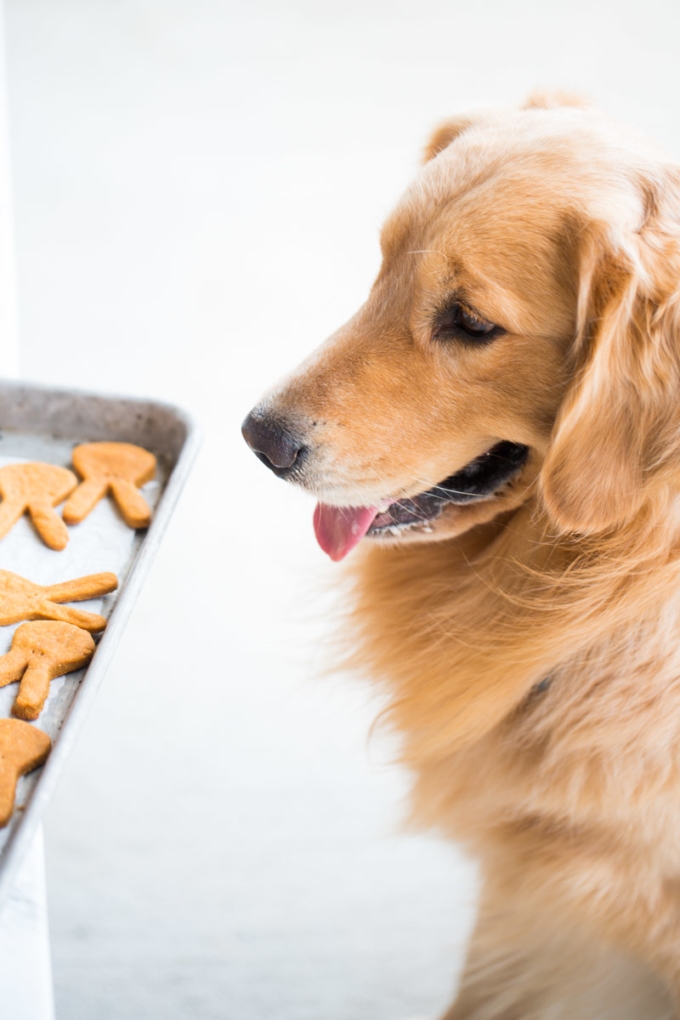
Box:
241;412;305;473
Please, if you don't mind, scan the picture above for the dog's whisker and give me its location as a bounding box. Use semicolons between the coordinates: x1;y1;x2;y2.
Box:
405;249;448;258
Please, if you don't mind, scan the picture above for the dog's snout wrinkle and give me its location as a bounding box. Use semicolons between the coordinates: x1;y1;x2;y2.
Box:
241;411;306;474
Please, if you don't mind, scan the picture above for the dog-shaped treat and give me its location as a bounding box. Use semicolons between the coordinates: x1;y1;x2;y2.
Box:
243;93;680;1018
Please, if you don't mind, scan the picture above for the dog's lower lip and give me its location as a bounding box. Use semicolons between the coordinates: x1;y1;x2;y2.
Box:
368;441;529;535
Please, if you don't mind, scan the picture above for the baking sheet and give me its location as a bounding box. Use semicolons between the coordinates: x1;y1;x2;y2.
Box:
0;383;198;912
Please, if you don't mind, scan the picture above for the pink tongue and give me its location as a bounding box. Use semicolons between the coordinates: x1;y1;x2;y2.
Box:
313;503;379;561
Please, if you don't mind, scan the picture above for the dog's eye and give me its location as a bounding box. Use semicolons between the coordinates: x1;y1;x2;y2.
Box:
432;303;503;344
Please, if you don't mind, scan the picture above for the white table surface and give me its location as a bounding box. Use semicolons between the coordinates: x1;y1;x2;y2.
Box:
0;829;55;1020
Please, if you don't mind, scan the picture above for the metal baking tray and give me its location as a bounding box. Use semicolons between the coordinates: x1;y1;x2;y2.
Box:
0;379;199;912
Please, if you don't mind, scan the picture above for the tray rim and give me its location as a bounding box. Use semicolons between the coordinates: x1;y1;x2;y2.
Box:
0;376;197;439
0;378;201;915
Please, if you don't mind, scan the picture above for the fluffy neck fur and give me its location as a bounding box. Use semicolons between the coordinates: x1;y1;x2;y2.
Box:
348;492;680;768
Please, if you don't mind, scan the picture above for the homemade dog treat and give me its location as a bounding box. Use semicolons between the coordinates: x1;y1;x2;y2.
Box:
0;719;51;827
0;570;118;632
63;442;156;528
0;462;77;550
0;622;95;721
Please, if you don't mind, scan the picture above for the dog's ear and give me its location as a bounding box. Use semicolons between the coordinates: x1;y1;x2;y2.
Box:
425;94;589;163
540;194;680;534
423;116;477;162
523;90;590;111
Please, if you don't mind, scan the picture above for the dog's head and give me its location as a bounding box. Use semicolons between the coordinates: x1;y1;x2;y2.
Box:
243;95;680;561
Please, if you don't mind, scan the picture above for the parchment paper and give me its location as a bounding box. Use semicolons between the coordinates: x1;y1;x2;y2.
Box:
0;444;161;851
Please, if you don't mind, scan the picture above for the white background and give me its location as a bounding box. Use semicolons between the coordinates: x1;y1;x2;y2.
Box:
4;1;680;1018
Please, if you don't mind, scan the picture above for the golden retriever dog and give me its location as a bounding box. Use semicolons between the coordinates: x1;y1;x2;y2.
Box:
242;92;680;1018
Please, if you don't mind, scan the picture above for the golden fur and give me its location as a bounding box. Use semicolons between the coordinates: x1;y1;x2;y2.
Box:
248;94;680;1017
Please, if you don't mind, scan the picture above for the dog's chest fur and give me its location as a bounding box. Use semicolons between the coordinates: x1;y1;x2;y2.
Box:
350;517;680;871
411;595;680;872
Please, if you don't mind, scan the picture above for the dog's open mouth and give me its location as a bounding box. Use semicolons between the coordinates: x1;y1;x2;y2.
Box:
313;441;529;561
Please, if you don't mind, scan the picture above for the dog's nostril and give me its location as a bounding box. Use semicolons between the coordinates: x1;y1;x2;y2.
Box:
241;412;305;472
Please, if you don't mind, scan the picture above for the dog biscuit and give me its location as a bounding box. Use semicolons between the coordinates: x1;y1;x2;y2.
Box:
0;622;95;721
0;719;51;827
63;442;156;528
0;462;77;550
0;570;118;632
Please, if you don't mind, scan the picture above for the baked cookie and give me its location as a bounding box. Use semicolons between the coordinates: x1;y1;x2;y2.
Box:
0;570;118;632
0;621;95;721
63;442;156;528
0;719;51;827
0;462;77;550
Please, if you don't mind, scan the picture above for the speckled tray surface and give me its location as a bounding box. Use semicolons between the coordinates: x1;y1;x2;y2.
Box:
0;380;199;913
